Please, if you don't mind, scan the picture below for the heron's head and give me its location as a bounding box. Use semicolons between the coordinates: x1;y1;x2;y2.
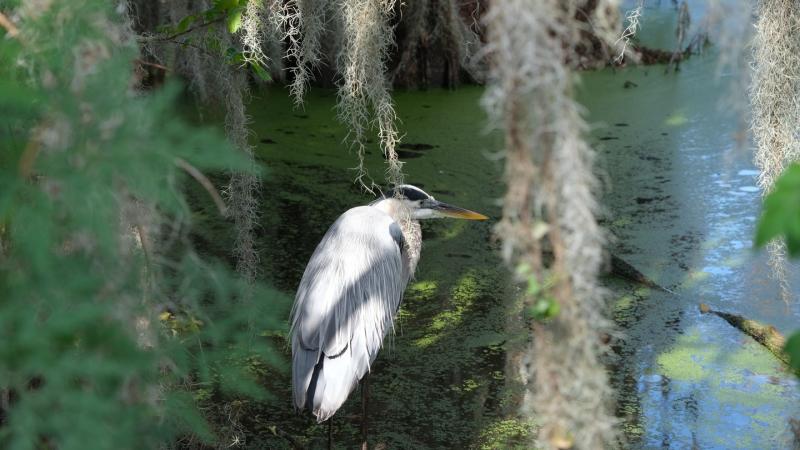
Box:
380;184;488;221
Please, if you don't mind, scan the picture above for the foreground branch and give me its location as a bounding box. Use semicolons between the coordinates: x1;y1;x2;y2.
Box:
0;11;19;37
174;157;228;215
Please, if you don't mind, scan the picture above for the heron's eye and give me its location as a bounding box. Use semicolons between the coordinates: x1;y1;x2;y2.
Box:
419;199;435;208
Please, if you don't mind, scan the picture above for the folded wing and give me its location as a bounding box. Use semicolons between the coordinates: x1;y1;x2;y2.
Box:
290;206;407;422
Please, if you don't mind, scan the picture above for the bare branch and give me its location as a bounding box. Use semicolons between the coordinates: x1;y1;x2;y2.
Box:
174;157;228;216
0;11;19;38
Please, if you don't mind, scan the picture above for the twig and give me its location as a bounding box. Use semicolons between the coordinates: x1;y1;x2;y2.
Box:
0;11;19;38
275;427;304;450
174;157;228;216
134;221;152;290
139;16;224;44
135;59;169;71
165;16;224;41
161;38;217;59
18;139;41;178
614;0;644;64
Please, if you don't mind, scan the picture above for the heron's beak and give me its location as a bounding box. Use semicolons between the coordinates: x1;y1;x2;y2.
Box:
432;201;489;220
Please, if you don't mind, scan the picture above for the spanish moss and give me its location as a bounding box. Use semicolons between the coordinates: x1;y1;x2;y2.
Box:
483;1;618;447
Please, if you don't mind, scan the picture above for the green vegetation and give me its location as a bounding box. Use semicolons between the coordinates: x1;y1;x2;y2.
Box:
152;0;270;81
755;163;800;374
756;163;800;256
0;1;286;448
2;0;799;448
238;87;523;448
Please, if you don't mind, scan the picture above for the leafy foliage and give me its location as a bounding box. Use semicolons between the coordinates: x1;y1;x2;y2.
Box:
755;163;800;256
157;0;271;82
785;332;800;372
515;263;560;321
0;1;285;448
754;164;800;376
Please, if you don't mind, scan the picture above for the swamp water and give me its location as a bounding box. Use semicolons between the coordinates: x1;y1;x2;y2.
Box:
580;3;800;448
214;9;799;448
241;89;517;448
582;57;800;448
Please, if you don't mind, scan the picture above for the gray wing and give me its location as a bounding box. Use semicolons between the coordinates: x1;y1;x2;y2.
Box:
290;205;407;422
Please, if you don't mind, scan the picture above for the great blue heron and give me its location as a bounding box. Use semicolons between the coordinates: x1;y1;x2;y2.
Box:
290;184;487;426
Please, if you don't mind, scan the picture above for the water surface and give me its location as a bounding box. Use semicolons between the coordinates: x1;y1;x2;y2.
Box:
233;5;800;445
579;4;800;448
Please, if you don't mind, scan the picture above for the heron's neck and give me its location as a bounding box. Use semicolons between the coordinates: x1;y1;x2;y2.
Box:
372;198;422;276
372;198;409;222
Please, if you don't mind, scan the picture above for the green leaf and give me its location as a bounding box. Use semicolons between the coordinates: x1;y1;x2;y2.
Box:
755;208;784;247
525;276;540;296
250;62;272;82
203;9;221;21
214;0;239;11
785;331;800;372
164;392;215;444
0;79;41;116
515;263;531;276
526;297;560;321
176;14;198;33
227;7;243;33
755;163;800;256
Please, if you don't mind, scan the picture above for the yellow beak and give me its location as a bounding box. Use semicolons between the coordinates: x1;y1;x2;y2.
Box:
434;202;489;220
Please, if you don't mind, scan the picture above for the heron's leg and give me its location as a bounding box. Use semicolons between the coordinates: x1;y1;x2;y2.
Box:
360;373;370;450
327;417;333;450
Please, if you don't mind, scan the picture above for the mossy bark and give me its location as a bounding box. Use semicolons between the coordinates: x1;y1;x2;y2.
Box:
699;304;789;366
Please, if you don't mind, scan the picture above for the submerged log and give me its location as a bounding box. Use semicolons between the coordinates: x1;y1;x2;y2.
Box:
610;254;675;294
632;45;683;65
698;303;789;366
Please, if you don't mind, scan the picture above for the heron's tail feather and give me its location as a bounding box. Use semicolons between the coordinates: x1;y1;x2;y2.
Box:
309;351;362;423
292;345;320;410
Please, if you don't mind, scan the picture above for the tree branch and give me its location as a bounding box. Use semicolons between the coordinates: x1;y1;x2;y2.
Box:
135;59;169;71
0;11;19;38
174;157;228;216
139;16;224;44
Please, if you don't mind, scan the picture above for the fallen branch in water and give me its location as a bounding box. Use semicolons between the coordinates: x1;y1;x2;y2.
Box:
699;303;789;365
610;254;675;294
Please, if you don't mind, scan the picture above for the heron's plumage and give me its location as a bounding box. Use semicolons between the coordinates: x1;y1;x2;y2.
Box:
290;185;485;424
290;204;416;422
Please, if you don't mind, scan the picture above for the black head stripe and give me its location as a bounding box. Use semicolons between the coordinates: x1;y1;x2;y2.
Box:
383;184;431;201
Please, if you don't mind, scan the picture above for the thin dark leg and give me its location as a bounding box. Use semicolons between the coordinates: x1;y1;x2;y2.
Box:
360;374;370;450
328;417;333;450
